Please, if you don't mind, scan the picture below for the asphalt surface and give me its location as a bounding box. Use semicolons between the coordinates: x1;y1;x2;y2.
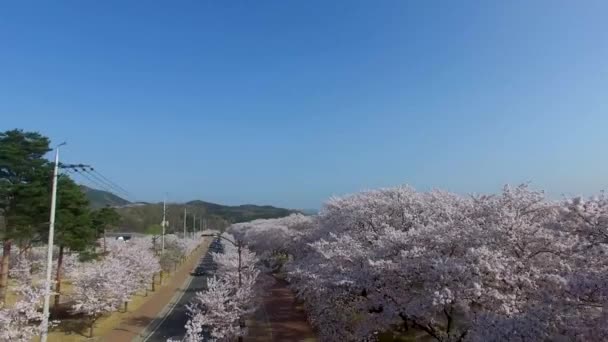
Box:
144;240;222;342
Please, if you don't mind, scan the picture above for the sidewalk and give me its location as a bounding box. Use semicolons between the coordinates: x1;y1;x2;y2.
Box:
99;239;211;342
246;275;316;342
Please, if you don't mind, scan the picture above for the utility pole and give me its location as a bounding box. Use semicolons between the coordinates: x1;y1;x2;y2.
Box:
41;142;66;342
183;207;187;239
237;242;242;288
161;195;166;254
191;214;195;239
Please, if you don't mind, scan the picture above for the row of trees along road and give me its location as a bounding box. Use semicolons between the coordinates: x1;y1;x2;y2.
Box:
229;186;608;341
0;129;120;304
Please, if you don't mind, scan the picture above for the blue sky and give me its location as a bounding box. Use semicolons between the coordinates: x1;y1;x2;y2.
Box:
1;1;607;209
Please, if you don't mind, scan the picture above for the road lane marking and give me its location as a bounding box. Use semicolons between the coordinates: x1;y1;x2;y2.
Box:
141;272;196;342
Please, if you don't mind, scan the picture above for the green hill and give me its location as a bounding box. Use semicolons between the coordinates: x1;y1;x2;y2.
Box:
80;185;131;209
80;187;298;232
186;200;298;223
115;201;298;233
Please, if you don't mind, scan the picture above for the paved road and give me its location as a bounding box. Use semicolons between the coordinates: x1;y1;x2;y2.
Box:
143;241;221;342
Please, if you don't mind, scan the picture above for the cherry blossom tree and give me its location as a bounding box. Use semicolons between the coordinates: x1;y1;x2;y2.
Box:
107;238;160;308
185;276;247;342
211;236;259;287
230;214;314;271
0;254;48;342
224;184;607;341
160;234;201;274
10;245;80;286
71;254;127;337
1;236;164;341
184;235;260;342
133;240;162;296
550;194;608;340
0;283;47;341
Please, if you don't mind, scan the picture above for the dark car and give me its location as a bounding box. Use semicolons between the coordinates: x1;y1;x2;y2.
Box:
191;266;206;276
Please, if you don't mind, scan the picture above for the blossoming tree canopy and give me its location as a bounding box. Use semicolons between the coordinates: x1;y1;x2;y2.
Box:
184;234;260;342
71;236;163;337
227;184;608;341
0;255;48;342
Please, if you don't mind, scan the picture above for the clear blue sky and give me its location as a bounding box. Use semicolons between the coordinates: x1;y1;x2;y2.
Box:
1;1;607;209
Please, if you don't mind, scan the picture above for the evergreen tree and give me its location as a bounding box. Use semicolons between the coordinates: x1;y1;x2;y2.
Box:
91;206;120;254
0;129;51;301
51;176;95;306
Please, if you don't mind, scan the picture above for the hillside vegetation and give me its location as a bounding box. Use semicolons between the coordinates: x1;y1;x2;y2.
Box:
80;185;131;209
186;200;296;222
81;188;299;233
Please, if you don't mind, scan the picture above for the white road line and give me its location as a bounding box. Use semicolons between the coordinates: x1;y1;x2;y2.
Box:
141;272;196;342
138;240;213;342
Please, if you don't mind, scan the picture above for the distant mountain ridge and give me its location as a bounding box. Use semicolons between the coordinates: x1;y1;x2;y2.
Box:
186;200;298;223
300;208;319;215
80;185;131;209
81;187;299;231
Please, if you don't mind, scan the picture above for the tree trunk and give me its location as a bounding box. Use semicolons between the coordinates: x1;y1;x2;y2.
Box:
238;319;245;342
124;301;128;312
151;274;155;291
89;320;95;338
0;240;12;302
159;271;163;285
54;245;64;307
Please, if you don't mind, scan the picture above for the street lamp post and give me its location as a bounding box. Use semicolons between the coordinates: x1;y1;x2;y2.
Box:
200;233;241;286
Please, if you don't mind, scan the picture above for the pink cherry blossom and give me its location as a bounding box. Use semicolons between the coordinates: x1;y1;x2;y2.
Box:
185;234;259;342
224;184;608;341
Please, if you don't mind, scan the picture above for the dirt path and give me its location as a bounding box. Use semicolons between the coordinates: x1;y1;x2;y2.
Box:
246;275;316;342
99;239;211;342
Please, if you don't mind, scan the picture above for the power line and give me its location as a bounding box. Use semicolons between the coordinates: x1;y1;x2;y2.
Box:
62;164;128;198
75;169;116;192
89;169;133;199
59;167;74;178
82;169;131;199
71;169;114;192
71;168;135;203
59;163;134;202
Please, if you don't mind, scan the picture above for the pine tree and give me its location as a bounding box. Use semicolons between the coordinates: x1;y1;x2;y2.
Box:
0;129;51;302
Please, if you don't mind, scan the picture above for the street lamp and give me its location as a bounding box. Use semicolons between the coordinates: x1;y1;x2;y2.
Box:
200;233;241;287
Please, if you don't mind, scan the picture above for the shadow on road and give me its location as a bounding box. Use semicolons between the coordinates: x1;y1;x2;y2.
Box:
124;315;154;328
